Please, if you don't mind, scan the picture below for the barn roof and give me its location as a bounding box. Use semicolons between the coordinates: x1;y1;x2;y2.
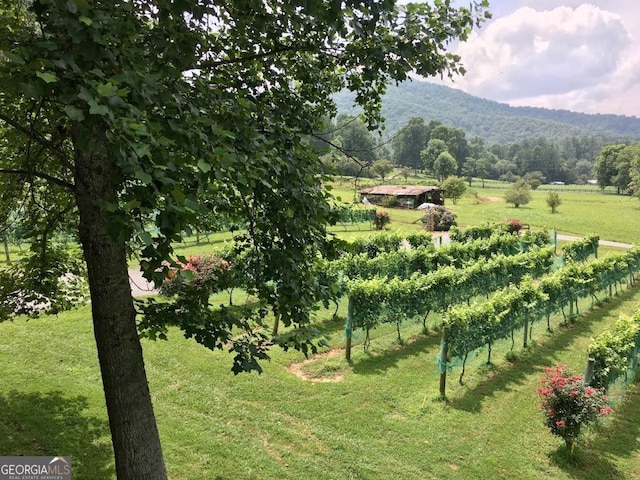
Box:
358;185;440;196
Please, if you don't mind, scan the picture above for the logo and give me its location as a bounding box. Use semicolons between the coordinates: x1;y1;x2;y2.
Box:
0;456;72;480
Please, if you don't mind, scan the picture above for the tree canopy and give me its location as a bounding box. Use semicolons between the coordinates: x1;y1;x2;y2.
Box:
0;0;489;478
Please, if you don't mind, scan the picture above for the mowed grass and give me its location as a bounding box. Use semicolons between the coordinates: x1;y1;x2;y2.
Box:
1;284;640;479
1;179;640;479
329;181;640;245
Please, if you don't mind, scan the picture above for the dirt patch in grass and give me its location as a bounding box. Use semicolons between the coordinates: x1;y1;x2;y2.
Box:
286;349;346;383
477;196;502;203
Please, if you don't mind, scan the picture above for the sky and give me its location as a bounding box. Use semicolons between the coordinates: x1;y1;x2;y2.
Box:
429;1;640;118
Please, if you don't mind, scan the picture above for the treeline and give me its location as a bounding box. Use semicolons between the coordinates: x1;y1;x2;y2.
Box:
316;113;631;187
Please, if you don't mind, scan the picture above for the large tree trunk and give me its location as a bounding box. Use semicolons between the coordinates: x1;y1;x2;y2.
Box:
73;133;167;480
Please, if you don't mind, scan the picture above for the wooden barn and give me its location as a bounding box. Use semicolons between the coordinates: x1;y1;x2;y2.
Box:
358;185;444;208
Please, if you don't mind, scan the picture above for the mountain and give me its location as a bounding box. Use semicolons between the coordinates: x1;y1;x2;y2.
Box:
333;81;640;144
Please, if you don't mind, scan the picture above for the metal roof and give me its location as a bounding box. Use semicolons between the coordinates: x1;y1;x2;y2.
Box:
358;185;441;196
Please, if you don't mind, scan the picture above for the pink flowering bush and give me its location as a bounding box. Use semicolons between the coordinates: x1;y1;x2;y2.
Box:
161;254;233;298
537;365;612;451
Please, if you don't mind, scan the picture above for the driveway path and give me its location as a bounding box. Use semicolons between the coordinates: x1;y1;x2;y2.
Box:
555;234;634;249
129;269;157;298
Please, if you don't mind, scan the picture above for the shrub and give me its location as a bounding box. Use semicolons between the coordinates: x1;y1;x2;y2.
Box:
537;365;612;452
504;218;523;234
380;195;400;207
421;205;457;231
373;211;391;230
161;254;233;298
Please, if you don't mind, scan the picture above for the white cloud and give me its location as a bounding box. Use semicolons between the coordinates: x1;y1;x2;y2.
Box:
436;2;640;117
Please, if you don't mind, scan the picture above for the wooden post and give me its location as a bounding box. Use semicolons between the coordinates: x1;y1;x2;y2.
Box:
439;325;450;399
553;229;557;255
583;357;595;386
345;297;354;361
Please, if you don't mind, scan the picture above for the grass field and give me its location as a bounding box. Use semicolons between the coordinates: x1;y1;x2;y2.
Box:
329;180;640;245
1;178;640;479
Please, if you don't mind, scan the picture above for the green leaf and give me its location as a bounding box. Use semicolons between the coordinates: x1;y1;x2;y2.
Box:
72;0;91;8
79;16;93;26
197;159;212;173
4;52;25;65
63;105;85;121
135;170;153;184
96;83;117;97
140;231;153;246
88;100;109;116
36;72;59;84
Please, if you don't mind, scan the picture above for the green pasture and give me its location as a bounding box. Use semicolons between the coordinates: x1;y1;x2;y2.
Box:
2;176;640;479
329;180;640;245
1;284;640;479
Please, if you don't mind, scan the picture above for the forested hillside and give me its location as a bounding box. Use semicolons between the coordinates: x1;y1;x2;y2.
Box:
333;81;640;143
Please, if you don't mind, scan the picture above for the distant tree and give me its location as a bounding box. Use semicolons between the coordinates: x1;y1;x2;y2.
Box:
627;142;640;198
468;135;486;159
334;115;379;166
612;146;634;194
392;117;430;171
399;167;413;183
430;124;469;168
476;156;490;187
433;151;458;182
421;138;449;174
440;176;467;204
546;192;562;213
594;144;626;190
500;171;519;183
461;157;477;186
370;159;394;183
523;171;546;190
505;179;532;208
574;159;594;177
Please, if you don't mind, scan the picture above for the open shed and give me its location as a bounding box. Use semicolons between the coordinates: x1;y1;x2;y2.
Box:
358;185;443;208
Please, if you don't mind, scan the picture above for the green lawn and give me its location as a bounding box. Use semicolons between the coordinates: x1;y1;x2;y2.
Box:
1;284;640;479
329;181;640;245
2;179;640;479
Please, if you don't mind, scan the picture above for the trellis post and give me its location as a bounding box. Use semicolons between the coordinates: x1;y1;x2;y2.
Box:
583;357;595;385
439;325;450;399
345;297;354;361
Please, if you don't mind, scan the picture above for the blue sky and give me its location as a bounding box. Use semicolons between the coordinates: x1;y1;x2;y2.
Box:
429;1;640;117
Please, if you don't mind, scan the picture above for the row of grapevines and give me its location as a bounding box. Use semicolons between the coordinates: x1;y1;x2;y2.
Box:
444;246;640;381
346;246;556;343
335;232;550;281
587;310;640;389
449;223;512;243
346;231;435;258
335;206;377;224
562;234;599;262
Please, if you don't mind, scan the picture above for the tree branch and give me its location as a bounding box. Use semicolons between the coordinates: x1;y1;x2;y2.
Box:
197;43;313;69
0;168;75;190
0;112;72;167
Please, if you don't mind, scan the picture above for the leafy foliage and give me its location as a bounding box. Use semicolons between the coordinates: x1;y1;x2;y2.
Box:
537;365;612;449
505;180;532;208
440;176;467;204
373;211;391;230
421;205;457;231
587;312;640;389
562;234;599;263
